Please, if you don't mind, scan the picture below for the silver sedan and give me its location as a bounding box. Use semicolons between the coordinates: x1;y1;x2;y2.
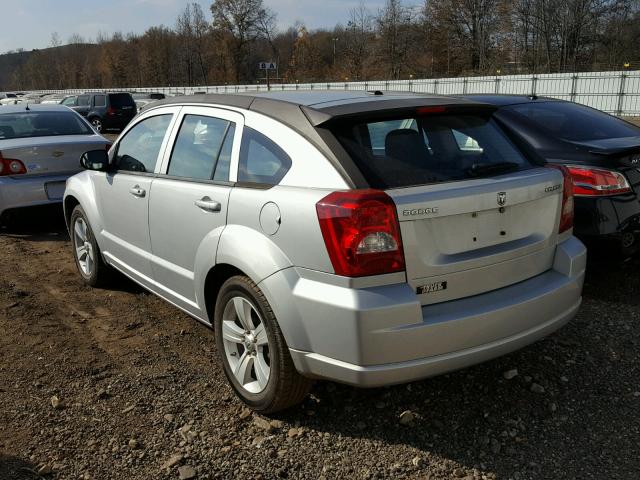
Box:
0;104;110;223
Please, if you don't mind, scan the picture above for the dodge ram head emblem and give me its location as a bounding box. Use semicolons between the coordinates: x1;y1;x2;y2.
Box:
497;192;507;206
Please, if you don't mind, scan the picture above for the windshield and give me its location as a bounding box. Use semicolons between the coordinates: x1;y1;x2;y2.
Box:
0;111;93;139
330;112;532;189
505;101;640;142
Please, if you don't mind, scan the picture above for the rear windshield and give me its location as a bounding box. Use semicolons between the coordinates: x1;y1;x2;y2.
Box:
108;93;136;108
505;101;640;142
0;111;93;139
330;112;532;189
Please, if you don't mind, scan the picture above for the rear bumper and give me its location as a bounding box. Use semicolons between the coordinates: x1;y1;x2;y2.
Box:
0;173;74;217
263;237;586;387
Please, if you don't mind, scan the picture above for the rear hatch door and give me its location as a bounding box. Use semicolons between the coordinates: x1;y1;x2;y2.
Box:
325;103;564;304
388;168;563;305
108;93;137;120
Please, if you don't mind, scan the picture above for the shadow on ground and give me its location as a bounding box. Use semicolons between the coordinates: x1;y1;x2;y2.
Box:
0;454;39;479
0;205;68;242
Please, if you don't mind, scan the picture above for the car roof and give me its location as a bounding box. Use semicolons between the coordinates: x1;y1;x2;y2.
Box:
147;91;494;189
0;104;75;114
150;90;486;126
458;94;563;107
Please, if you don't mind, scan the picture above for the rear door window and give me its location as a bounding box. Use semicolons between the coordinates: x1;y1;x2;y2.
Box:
94;95;106;107
506;101;640;141
167;114;235;181
115;114;172;173
238;127;291;184
330;111;532;189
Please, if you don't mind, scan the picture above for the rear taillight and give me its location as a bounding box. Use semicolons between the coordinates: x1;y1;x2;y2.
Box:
565;165;631;196
316;189;405;277
548;165;574;234
0;152;27;176
107;107;115;116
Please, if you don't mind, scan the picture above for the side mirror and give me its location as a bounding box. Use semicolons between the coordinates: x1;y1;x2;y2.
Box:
80;149;110;171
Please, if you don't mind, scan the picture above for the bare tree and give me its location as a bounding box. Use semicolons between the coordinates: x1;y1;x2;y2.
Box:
210;0;276;83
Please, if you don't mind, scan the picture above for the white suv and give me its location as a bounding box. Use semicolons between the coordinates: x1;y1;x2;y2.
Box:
64;91;586;412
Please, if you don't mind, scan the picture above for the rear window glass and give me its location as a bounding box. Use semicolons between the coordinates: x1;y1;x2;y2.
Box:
109;93;136;108
331;113;531;189
0;111;93;139
505;101;640;142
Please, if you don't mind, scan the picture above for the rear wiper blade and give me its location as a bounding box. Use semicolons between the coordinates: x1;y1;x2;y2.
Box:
466;162;520;177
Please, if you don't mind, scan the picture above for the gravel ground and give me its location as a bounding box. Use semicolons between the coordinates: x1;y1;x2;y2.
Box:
0;207;638;480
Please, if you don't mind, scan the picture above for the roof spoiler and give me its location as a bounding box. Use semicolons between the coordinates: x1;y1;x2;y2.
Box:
302;98;497;127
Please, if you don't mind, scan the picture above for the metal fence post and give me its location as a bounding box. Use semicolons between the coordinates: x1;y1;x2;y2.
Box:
495;77;501;94
570;75;578;102
433;80;438;94
463;78;468;94
617;72;627;116
531;76;538;97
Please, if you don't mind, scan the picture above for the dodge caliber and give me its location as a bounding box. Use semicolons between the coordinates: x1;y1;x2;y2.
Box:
64;92;586;412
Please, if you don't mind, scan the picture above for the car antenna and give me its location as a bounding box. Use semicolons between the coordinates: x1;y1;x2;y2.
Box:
25;103;30;111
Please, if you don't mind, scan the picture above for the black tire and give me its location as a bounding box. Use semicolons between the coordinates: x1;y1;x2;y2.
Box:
619;232;638;259
214;275;312;413
69;205;110;287
89;117;103;133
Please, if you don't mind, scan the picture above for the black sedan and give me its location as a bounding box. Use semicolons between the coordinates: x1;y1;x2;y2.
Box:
462;95;640;255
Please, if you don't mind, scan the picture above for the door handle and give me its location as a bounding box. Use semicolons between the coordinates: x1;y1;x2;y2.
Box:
194;197;221;213
129;185;146;197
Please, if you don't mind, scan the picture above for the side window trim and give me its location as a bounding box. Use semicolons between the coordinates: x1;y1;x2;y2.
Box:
156;105;244;184
111;106;182;176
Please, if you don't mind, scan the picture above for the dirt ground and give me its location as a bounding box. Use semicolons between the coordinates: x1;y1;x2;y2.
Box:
0;205;639;480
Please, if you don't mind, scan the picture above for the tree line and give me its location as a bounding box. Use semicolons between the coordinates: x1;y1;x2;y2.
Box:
3;0;639;91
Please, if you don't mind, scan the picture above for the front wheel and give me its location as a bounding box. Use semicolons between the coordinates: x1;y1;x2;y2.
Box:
70;205;110;287
214;275;312;413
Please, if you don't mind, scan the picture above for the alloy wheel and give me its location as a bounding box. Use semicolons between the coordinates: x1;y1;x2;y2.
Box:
91;119;102;132
221;296;271;394
73;217;94;276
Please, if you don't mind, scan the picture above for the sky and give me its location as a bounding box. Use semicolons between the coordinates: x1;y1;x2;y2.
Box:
0;0;389;53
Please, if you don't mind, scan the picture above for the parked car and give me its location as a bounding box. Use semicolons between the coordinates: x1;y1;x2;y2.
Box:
59;95;78;107
134;98;157;113
131;92;166;101
0;104;110;224
0;93;19;105
40;94;66;105
65;91;586;413
463;95;640;255
70;92;137;133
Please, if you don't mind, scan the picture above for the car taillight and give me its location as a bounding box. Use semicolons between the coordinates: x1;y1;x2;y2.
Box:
548;165;574;234
316;189;405;277
0;152;27;176
565;165;631;196
107;107;115;116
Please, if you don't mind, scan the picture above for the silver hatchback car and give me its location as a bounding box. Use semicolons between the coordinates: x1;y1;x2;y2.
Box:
64;92;586;412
